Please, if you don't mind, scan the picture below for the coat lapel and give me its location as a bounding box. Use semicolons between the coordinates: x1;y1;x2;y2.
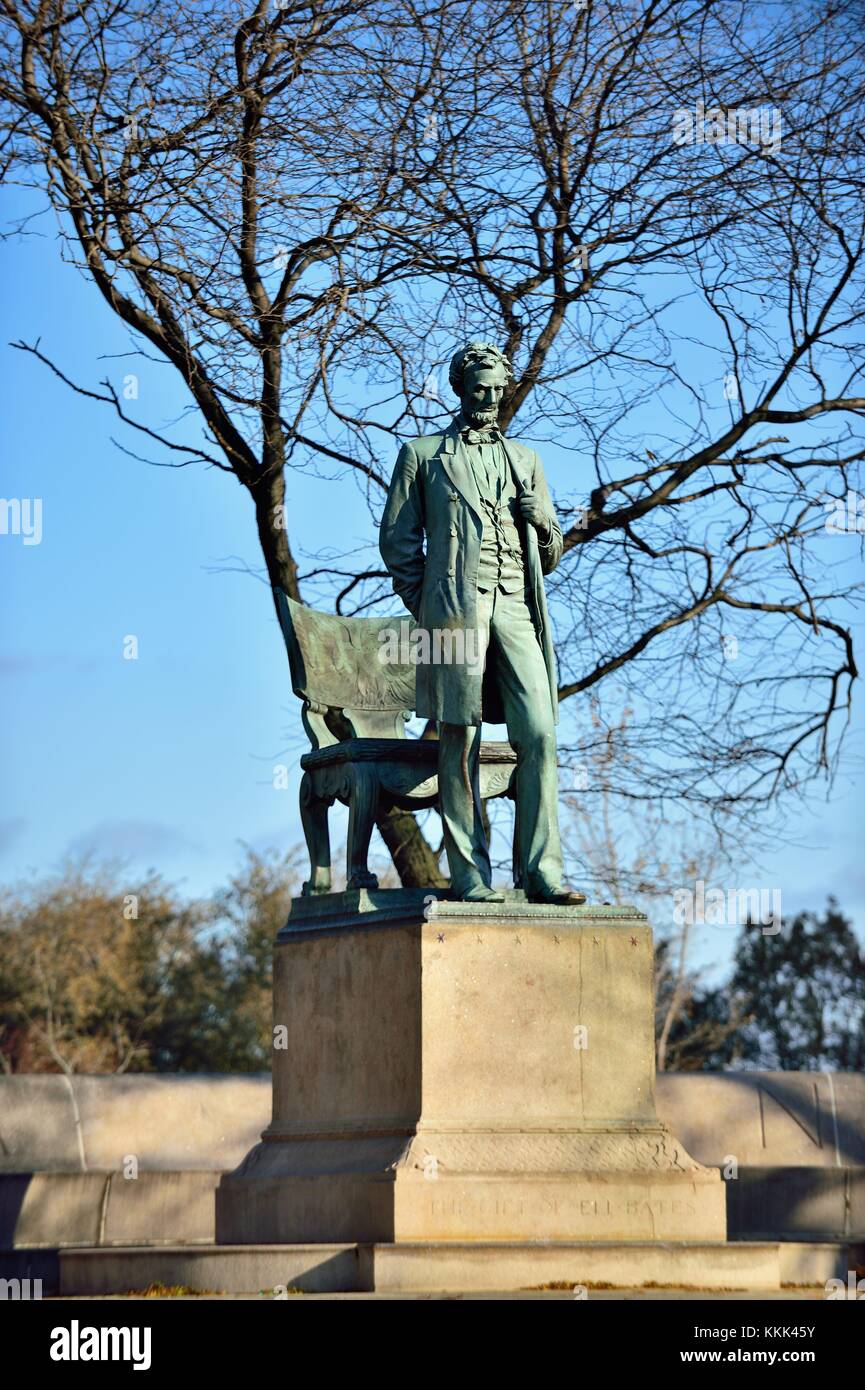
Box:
438;421;483;518
438;421;534;517
500;435;534;494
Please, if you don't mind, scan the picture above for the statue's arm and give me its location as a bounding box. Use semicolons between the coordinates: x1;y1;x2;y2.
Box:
379;441;426;618
532;452;564;574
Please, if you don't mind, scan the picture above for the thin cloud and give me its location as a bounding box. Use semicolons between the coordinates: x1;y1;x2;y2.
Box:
0;817;27;855
67;820;202;862
0;652;98;677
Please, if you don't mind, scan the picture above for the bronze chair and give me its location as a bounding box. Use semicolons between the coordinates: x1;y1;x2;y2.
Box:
275;590;518;895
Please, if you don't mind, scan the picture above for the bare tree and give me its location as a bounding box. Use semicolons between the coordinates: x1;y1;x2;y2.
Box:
0;0;463;884
327;0;865;853
2;0;863;888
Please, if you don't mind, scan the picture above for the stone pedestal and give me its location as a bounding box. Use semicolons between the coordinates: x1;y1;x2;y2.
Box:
216;891;725;1244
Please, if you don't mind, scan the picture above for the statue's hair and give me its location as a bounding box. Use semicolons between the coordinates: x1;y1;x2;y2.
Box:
448;340;513;398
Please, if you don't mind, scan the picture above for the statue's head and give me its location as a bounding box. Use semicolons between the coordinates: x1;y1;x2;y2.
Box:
448;341;513;429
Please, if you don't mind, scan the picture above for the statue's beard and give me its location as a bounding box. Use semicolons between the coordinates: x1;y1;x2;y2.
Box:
466;404;498;428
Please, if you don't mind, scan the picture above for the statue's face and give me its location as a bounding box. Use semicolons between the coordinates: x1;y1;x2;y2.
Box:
462;362;507;427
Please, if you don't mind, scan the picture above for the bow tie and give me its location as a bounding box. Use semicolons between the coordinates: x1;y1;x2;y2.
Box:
461;426;500;445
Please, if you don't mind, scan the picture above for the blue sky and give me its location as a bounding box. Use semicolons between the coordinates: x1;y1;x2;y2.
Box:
2;190;863;984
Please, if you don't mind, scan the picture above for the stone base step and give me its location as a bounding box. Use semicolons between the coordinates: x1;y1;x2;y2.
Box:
778;1240;864;1285
58;1240;783;1295
7;1239;850;1296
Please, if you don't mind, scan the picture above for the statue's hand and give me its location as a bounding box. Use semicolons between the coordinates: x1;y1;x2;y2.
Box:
519;489;551;535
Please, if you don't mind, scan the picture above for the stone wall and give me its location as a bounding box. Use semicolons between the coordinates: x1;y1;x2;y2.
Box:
0;1074;269;1173
2;1072;863;1172
1;1073;863;1249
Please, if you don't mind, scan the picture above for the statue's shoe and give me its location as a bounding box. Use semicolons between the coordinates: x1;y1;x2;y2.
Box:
528;886;587;906
458;884;506;903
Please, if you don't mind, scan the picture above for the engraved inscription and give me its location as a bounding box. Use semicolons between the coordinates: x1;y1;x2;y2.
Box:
426;1193;699;1220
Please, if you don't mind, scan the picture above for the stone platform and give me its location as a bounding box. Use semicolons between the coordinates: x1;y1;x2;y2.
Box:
58;1239;782;1295
216;890;726;1245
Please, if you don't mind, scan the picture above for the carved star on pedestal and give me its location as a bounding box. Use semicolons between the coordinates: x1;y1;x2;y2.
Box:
437;932;445;943
630;935;639;946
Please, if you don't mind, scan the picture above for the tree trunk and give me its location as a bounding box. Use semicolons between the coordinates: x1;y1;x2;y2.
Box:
377;805;448;891
251;470;301;602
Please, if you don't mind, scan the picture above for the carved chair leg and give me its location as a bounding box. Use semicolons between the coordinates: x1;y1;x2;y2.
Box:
347;765;380;890
300;771;332;896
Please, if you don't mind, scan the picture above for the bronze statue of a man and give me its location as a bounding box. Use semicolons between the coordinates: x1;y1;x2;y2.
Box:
379;341;584;905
